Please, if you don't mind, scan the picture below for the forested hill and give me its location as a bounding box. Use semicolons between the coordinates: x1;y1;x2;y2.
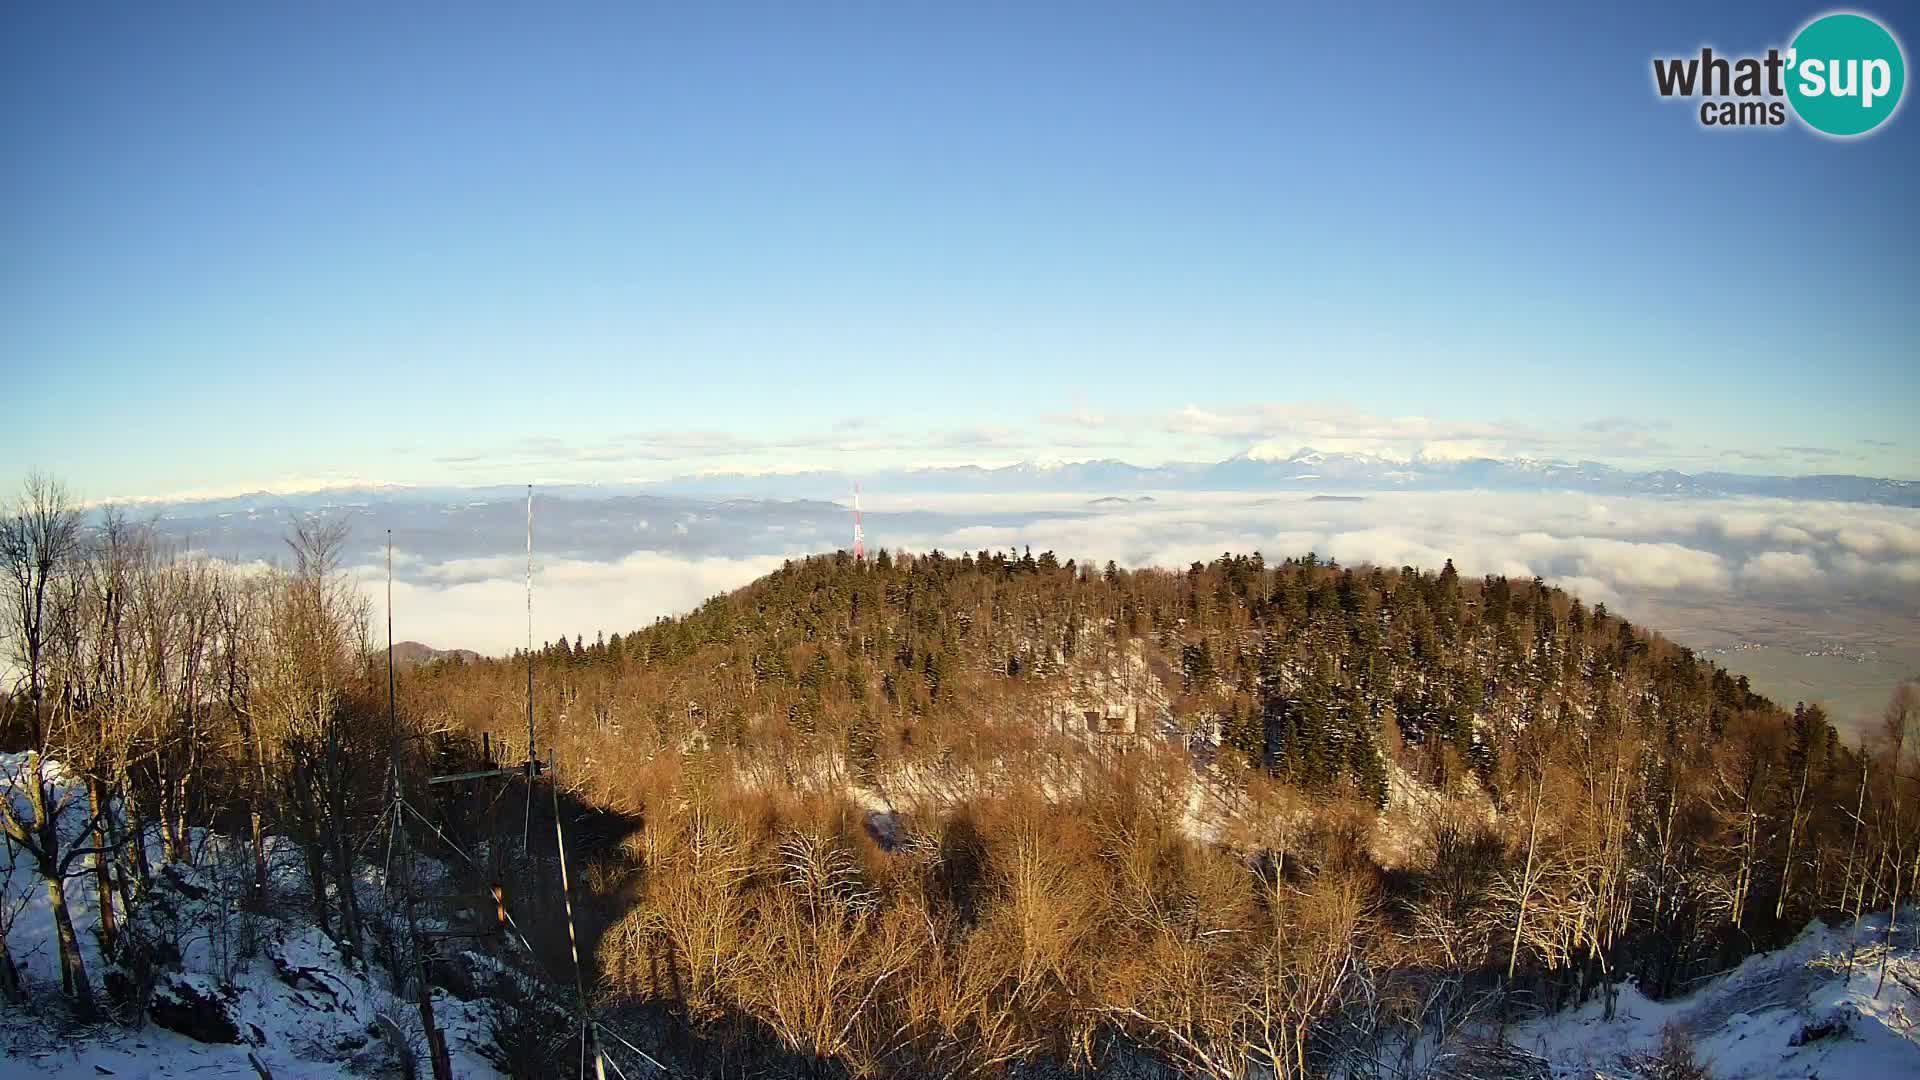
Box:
396;545;1905;1077
10;497;1902;1077
421;547;1813;809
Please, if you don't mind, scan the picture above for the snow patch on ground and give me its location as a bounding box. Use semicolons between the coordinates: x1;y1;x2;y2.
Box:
1;752;505;1079
1515;910;1920;1079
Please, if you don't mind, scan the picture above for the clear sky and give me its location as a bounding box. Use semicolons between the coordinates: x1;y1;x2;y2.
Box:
3;1;1916;500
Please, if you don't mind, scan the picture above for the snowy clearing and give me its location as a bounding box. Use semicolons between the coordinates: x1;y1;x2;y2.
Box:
1515;911;1920;1079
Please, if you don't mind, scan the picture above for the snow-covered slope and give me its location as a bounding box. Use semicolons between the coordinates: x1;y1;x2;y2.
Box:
1;752;505;1079
1515;911;1920;1079
3;921;504;1079
15;738;1920;1080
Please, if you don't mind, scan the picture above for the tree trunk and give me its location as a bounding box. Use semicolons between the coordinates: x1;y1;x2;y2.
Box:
173;768;194;866
159;754;180;865
330;805;363;966
249;723;270;901
1880;868;1904;997
251;801;269;905
1844;757;1870;973
0;936;22;1004
294;764;333;938
1508;773;1542;981
88;777;117;956
325;726;363;966
1654;776;1678;920
121;761;153;897
178;680;200;867
46;872;97;1019
1777;765;1811;920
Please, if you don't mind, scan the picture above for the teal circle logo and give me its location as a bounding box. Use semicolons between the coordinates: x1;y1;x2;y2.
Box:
1787;12;1906;136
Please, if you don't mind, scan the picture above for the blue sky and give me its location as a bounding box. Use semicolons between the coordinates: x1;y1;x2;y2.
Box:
3;1;1916;500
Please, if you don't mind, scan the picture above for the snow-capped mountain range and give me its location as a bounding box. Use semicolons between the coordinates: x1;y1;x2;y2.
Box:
642;448;1919;505
105;448;1918;512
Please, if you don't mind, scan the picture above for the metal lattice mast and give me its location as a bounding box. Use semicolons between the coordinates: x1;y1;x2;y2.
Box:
852;482;865;561
524;484;535;854
387;531;398;792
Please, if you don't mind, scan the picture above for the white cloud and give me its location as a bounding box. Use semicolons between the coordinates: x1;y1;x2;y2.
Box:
1556;538;1731;592
1244;439;1413;463
1836;522;1920;559
883;490;1919;616
360;551;790;655
1739;550;1822;587
1315;527;1451;571
1158;403;1543;462
1134;401;1716;466
1551;575;1624;611
1831;552;1920;586
326;490;1917;663
1416;440;1510;463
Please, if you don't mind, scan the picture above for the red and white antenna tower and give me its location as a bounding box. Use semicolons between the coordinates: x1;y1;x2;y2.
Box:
852;482;866;561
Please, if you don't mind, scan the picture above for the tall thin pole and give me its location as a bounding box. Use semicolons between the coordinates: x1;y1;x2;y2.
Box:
852;481;865;561
387;531;398;785
524;485;535;855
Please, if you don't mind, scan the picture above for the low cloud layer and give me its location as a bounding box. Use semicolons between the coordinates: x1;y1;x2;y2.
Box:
871;491;1920;616
307;491;1920;663
152;488;1915;729
359;550;791;656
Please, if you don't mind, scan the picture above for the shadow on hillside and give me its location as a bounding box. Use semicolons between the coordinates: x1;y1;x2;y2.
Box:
412;738;646;993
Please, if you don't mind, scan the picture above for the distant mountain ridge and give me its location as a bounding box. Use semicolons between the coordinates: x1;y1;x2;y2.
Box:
391;641;480;666
115;448;1919;511
649;449;1919;506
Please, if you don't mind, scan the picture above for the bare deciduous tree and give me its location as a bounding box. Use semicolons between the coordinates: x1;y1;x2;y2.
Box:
0;472;103;1016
